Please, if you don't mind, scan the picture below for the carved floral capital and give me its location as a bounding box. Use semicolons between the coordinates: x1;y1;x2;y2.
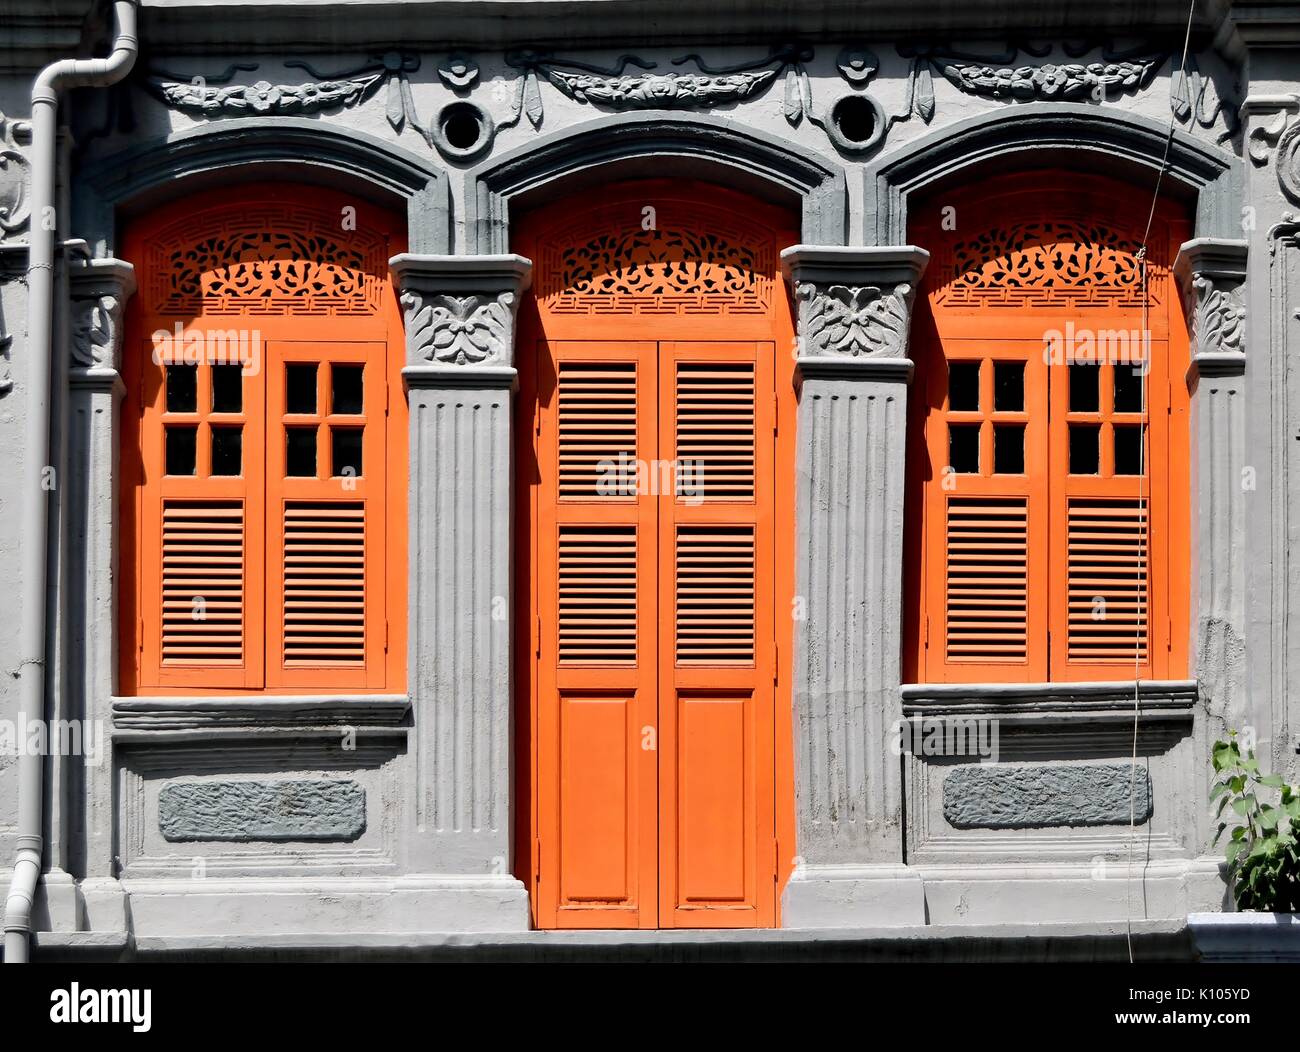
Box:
781;245;929;370
390;254;532;373
1173;238;1248;378
69;258;136;374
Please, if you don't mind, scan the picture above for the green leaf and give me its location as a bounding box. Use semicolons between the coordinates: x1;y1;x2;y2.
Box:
1226;840;1245;862
1210;781;1231;800
1232;795;1257;816
1260;774;1286;788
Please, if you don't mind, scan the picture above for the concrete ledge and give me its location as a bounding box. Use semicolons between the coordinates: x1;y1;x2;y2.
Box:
1189;912;1300;962
782;864;927;928
19;920;1195;963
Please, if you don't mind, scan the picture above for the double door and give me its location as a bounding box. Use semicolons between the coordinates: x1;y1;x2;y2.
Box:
531;339;778;928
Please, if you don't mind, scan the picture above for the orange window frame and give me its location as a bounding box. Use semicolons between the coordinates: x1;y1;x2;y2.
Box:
904;171;1191;685
119;183;408;695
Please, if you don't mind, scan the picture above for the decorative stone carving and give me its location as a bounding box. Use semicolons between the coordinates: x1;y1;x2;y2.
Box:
147;53;432;147
0;110;30;241
401;290;516;365
782;246;929;366
68;257;136;374
390;254;532;370
438;52;479;92
836;46;879;85
71;293;124;369
1242;94;1300;168
939;57;1160;101
1277;119;1300;205
1170;55;1238;145
1174;238;1248;375
794;282;913;358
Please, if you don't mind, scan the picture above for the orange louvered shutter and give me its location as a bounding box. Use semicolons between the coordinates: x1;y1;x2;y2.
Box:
121;184;406;695
906;171;1189;684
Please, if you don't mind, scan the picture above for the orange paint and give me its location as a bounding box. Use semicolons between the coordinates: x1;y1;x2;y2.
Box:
514;182;796;928
120;183;407;695
905;171;1191;683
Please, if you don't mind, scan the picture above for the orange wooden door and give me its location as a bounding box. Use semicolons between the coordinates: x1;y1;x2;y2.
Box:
518;180;796;930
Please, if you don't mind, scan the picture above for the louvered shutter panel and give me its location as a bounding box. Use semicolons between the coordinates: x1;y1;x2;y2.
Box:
557;525;638;664
558;360;637;499
942;497;1029;663
282;501;367;665
675;525;756;664
160;500;246;665
674;361;756;499
1064;498;1149;663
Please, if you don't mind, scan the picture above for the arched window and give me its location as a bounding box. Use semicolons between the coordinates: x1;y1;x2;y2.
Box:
119;184;407;694
904;171;1191;683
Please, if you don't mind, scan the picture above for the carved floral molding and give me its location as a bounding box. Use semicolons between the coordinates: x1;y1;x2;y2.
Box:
0;110;29;242
1173;239;1248;369
795;282;914;358
69;258;137;374
390;254;532;371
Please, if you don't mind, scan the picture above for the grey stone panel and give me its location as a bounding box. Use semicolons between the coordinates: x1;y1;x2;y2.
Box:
943;763;1153;829
158;779;367;842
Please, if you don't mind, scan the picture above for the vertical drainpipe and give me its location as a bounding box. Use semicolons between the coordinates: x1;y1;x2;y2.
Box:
3;0;138;965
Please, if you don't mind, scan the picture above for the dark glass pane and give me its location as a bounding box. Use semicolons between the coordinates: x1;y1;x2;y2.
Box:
1114;425;1144;475
331;428;363;477
286;363;318;415
1069;364;1099;413
331;364;364;415
993;362;1024;412
165;365;197;413
948;424;980;474
947;362;980;411
1114;364;1144;413
286;426;317;477
210;426;242;476
993;424;1024;474
165;425;196;476
211;364;243;413
1070;424;1100;474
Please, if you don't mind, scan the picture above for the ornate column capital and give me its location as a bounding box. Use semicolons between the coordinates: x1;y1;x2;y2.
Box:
389;253;531;385
780;245;929;382
69;256;135;381
1174;238;1248;383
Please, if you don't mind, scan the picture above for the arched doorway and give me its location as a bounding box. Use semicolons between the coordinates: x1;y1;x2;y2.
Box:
513;180;798;928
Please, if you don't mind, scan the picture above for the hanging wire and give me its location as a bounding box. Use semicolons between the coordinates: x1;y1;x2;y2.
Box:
1125;0;1198;965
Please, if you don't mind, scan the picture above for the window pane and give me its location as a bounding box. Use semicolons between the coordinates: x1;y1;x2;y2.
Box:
210;426;242;476
947;362;980;411
331;428;363;477
1114;425;1144;475
993;362;1023;412
165;425;197;475
286;426;317;477
1114;364;1144;413
1069;424;1100;474
948;424;980;473
331;364;364;415
165;365;197;413
211;364;243;413
993;424;1024;474
1068;364;1098;412
286;363;317;415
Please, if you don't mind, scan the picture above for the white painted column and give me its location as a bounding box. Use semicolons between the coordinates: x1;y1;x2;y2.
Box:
779;245;930;928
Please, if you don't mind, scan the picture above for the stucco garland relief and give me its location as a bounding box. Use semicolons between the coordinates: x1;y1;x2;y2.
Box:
795;282;914;358
1245;95;1300;168
399;289;517;366
147;52;433;145
1277;120;1300;206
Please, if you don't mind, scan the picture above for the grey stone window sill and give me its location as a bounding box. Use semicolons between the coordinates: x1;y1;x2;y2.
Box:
899;680;1197;723
110;695;411;737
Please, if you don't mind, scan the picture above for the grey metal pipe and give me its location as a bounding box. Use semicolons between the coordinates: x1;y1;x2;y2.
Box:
4;0;138;965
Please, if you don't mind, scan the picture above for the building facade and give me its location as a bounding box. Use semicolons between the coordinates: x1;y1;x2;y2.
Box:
0;0;1296;959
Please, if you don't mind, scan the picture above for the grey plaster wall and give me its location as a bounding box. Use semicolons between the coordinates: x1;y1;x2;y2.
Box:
0;0;1291;942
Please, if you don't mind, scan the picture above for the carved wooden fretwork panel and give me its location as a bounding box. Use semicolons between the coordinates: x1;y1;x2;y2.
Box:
538;207;775;316
933;218;1165;309
147;205;388;316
